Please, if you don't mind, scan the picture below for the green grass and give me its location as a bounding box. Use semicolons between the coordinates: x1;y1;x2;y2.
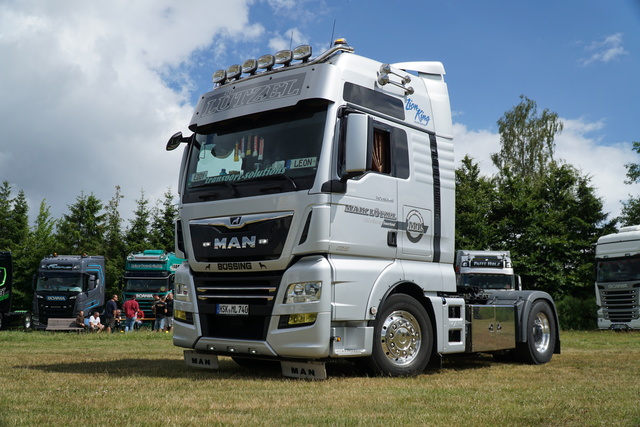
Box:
0;330;638;426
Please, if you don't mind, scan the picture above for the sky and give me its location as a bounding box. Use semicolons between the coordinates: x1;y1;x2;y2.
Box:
1;0;639;228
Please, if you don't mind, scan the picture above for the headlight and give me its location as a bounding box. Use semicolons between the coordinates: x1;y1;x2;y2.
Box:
284;281;321;304
175;282;190;302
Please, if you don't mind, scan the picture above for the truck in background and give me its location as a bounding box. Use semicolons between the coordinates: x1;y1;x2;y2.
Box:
32;254;106;329
595;225;640;330
0;251;32;330
167;39;560;379
455;250;521;290
121;250;185;322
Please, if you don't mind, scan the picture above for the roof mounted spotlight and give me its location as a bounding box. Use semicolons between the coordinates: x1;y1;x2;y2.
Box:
275;49;293;66
334;38;348;46
226;64;242;81
293;45;312;62
212;69;227;85
258;54;275;71
242;59;258;75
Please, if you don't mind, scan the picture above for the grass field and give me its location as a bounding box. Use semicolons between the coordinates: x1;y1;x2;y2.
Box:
0;330;638;426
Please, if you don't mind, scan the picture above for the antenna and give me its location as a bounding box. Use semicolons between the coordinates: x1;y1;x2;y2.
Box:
329;19;336;49
289;31;294;50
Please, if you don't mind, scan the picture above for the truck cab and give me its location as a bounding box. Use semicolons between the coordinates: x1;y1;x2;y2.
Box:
122;250;185;320
456;250;521;290
167;40;559;378
32;254;106;329
595;225;640;330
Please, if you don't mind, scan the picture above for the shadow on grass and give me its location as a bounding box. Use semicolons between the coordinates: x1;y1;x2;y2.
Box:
20;353;505;380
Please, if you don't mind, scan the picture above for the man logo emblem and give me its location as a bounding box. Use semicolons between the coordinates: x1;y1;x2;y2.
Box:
405;209;428;244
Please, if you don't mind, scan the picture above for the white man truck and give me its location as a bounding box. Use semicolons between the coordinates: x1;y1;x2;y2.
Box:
456;250;521;290
32;254;106;329
166;40;560;379
595;225;640;330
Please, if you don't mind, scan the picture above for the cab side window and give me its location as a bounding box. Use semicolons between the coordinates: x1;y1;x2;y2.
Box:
372;127;391;174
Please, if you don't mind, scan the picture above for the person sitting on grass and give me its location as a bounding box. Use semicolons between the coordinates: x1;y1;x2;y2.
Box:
75;310;87;330
89;311;105;333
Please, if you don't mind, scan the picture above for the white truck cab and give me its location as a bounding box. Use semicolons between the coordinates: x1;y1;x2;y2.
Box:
167;40;559;379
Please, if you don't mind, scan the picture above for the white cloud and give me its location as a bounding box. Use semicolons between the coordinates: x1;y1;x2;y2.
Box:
453;119;632;220
453;122;500;175
555;118;633;218
0;0;253;223
268;27;309;51
580;33;628;66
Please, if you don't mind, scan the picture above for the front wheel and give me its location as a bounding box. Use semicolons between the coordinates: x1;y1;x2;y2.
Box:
364;294;433;376
515;300;557;365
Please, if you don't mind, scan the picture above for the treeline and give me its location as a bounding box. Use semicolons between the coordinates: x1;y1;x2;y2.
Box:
0;184;177;310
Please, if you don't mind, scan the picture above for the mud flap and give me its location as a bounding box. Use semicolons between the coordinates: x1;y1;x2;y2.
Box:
281;361;327;380
184;350;219;369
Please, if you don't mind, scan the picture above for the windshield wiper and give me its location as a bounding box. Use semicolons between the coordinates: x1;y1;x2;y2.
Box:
253;173;298;193
196;180;239;200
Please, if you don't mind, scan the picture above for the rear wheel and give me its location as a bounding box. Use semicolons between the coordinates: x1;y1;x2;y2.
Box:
365;294;433;376
515;300;556;364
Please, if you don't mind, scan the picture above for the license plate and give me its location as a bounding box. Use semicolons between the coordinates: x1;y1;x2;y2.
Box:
216;304;249;316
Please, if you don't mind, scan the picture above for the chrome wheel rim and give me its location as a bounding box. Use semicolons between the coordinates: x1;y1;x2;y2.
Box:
380;310;422;366
532;312;551;353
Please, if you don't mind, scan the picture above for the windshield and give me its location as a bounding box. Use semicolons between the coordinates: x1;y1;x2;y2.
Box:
124;278;171;292
459;273;516;290
597;257;640;282
36;273;83;292
183;103;328;202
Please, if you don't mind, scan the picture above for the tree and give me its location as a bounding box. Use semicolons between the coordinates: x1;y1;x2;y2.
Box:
491;95;563;181
12;200;57;309
484;96;612;302
125;190;151;253
104;186;126;294
623;141;640;184
56;192;105;254
619;141;640;226
150;188;178;252
491;163;613;296
0;181;29;251
455;155;497;250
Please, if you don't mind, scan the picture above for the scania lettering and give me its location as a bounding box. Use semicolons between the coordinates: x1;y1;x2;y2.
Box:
121;250;185;322
455;250;521;290
595;225;640;330
32;254;106;329
167;40;560;378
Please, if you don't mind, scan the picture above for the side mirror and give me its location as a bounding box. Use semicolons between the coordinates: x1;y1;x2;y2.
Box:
344;113;369;174
516;275;522;291
166;131;191;151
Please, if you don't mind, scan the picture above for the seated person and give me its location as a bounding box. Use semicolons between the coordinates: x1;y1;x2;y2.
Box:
88;311;105;333
75;310;87;329
135;309;145;329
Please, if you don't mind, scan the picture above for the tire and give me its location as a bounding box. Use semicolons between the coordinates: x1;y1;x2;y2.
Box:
365;294;433;376
515;300;556;365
